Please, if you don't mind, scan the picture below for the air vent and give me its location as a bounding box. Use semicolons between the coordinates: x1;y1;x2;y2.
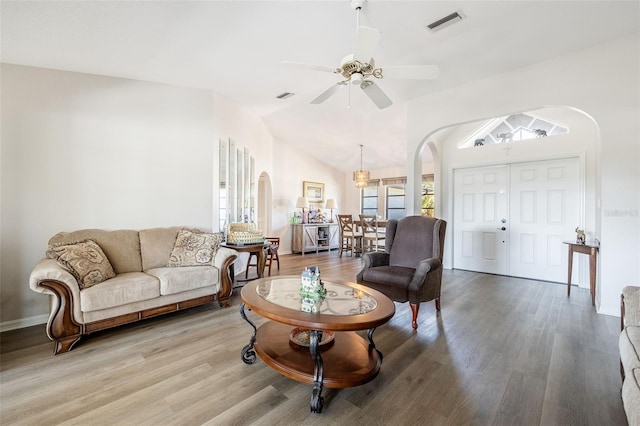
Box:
426;10;465;32
276;92;295;99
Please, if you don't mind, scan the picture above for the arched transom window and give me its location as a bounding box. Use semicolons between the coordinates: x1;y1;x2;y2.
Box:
458;112;569;149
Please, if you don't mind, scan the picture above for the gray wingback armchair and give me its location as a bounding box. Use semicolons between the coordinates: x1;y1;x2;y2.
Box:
356;215;446;329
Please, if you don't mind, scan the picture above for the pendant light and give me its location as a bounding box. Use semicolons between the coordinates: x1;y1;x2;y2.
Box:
353;144;370;189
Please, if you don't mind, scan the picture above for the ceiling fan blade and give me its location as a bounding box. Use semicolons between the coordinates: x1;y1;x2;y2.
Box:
310;84;341;104
361;81;392;109
282;61;335;73
381;65;440;80
354;26;381;63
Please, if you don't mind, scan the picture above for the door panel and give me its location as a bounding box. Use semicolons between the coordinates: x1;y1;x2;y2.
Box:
509;158;579;282
453;165;509;274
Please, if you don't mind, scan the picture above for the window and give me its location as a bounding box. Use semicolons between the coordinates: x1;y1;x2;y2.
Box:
386;185;405;220
458;112;569;149
421;177;434;217
361;185;378;216
219;186;228;231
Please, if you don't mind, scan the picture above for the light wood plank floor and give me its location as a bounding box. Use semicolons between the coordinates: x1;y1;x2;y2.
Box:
1;252;627;425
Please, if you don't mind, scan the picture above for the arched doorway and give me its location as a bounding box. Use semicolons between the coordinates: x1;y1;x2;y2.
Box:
419;106;599;286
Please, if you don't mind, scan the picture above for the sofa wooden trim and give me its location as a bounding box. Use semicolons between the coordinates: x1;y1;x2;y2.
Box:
40;254;236;355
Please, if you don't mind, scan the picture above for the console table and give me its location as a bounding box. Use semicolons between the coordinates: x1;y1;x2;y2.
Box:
564;240;599;305
292;223;339;256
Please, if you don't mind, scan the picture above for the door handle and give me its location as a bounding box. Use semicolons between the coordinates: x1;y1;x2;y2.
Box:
497;227;506;231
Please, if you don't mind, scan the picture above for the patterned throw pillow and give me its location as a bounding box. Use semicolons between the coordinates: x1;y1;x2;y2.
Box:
167;229;222;267
46;239;116;289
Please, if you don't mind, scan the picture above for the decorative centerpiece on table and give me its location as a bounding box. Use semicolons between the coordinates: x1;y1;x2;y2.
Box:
225;222;264;245
308;210;326;223
298;266;326;313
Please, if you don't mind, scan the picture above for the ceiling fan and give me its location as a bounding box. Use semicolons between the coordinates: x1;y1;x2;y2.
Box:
282;0;439;109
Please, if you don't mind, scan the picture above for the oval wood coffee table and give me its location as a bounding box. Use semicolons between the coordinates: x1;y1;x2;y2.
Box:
240;276;395;413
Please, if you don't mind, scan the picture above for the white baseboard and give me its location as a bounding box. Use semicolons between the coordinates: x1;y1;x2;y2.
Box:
0;314;48;332
597;305;620;318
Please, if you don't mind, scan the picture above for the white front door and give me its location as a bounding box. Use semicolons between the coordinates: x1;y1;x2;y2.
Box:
453;165;509;275
509;158;580;281
453;158;580;283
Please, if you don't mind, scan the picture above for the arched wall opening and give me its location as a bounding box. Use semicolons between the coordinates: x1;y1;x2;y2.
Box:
404;35;638;316
413;105;601;294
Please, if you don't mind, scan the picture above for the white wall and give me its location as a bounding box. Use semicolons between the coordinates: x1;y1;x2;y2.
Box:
209;95;347;258
0;64;350;328
406;35;640;316
207;94;349;257
211;93;273;234
1;64;217;328
271;138;345;254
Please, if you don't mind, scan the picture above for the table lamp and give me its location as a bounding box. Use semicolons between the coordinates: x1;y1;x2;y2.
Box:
325;199;337;223
296;196;309;223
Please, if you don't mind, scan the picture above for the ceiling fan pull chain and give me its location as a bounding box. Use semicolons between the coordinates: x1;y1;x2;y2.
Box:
347;83;352;110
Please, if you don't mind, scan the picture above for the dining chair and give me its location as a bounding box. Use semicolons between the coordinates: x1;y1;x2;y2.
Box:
359;214;386;253
264;237;280;275
337;214;362;258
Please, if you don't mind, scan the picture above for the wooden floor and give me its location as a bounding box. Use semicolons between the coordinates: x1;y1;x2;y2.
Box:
0;252;627;425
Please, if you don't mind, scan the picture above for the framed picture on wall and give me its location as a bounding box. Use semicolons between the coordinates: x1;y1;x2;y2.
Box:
303;181;325;203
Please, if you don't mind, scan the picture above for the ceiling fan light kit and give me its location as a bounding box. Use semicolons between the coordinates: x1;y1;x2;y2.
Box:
282;0;439;110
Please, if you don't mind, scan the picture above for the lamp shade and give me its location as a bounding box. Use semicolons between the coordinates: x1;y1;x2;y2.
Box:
325;199;337;209
296;196;309;209
353;170;370;188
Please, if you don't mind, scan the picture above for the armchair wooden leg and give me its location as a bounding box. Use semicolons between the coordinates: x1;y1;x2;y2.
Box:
410;303;420;329
435;297;441;311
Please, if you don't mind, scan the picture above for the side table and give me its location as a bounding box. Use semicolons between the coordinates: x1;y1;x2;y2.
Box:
221;242;270;286
564;240;599;305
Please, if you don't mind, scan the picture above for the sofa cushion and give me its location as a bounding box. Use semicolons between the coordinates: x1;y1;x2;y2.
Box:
145;266;219;295
167;229;222;267
623;368;640;426
79;272;160;312
49;229;142;273
139;227;182;271
624;286;640;327
46;239;116;289
621;326;640;373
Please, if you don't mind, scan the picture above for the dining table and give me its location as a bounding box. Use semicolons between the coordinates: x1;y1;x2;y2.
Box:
353;219;388;229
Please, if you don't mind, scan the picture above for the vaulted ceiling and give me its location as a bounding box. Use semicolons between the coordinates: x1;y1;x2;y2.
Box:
2;1;639;173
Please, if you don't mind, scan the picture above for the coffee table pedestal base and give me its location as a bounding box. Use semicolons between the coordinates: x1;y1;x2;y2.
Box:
252;321;382;413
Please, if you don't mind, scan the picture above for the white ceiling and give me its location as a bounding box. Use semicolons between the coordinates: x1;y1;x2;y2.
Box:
2;0;639;173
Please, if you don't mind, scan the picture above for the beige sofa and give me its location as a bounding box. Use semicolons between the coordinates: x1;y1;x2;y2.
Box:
29;227;237;354
620;286;640;424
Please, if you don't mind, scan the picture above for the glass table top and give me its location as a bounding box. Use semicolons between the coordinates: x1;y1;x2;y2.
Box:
255;277;378;316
